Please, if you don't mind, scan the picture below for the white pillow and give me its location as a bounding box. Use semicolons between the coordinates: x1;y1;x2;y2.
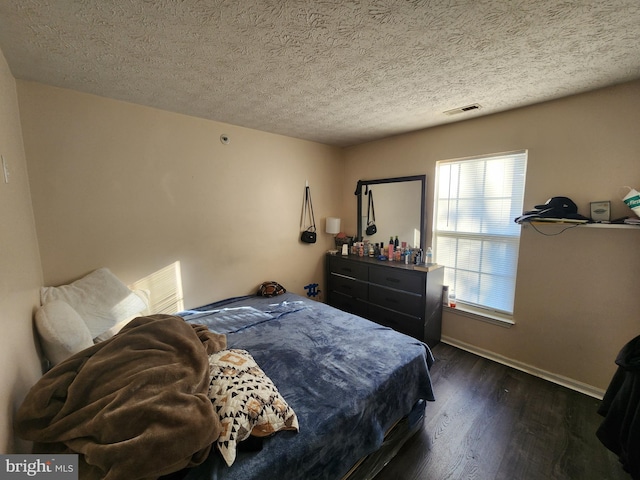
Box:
35;300;94;365
41;268;147;338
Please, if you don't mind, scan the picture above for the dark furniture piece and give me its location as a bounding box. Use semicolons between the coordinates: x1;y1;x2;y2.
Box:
326;253;444;347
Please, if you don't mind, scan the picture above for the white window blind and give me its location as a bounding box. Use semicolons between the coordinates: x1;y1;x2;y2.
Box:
433;150;527;316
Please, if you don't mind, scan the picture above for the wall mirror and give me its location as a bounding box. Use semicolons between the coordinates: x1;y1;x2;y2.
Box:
355;175;426;251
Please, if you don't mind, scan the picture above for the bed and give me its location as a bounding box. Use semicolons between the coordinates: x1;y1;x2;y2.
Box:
17;277;435;480
176;292;435;480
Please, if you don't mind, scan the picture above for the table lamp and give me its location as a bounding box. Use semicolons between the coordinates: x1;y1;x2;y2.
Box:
326;217;341;235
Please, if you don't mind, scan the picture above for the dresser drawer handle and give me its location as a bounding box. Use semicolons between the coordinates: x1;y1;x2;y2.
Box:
386;277;400;283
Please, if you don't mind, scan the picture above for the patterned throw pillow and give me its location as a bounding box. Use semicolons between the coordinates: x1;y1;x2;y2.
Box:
208;349;299;466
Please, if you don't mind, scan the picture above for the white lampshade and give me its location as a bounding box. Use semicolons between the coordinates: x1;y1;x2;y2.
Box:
326;217;341;235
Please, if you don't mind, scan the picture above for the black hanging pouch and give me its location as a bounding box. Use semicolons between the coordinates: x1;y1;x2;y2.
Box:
365;189;377;235
301;229;316;243
301;184;317;243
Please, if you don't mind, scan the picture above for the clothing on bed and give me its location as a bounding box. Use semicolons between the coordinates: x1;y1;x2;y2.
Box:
15;315;227;480
179;293;435;480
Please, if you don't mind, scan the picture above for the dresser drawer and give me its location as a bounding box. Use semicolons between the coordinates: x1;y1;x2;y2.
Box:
368;266;423;294
328;292;368;318
369;284;423;317
368;304;423;340
328;256;368;280
329;273;368;299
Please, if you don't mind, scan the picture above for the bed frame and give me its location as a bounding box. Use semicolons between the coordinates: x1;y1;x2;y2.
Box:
344;400;425;480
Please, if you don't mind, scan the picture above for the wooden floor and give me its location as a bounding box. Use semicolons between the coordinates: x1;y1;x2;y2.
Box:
375;343;629;480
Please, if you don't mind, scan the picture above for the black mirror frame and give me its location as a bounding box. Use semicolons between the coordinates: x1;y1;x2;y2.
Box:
355;174;426;251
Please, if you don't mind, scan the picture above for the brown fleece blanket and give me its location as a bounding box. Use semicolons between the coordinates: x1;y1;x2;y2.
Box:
15;315;227;480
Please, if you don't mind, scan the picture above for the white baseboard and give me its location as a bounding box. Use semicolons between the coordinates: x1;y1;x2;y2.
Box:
440;336;606;400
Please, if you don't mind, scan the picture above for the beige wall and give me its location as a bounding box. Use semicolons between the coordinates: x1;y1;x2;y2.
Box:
18;81;344;309
343;80;640;393
0;52;43;452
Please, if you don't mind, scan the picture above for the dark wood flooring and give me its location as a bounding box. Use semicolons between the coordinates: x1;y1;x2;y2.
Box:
375;342;629;480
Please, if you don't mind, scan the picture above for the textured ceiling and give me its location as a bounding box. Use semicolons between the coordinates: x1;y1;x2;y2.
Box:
0;1;639;146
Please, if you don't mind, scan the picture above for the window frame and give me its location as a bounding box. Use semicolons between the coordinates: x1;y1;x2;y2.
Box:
432;150;527;321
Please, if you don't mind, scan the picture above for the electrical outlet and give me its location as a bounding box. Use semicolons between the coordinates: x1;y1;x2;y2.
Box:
2;155;9;183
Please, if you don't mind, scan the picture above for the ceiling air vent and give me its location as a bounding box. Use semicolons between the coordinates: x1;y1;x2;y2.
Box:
443;103;482;116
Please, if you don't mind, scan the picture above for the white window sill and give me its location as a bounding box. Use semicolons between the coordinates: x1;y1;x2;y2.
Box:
444;304;515;328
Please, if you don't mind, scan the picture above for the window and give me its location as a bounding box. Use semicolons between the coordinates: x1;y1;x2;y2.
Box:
433;150;527;317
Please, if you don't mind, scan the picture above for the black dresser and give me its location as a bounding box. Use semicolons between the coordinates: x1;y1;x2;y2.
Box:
326;254;444;347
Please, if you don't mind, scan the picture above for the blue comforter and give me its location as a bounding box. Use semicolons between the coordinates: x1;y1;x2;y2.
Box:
179;293;435;480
